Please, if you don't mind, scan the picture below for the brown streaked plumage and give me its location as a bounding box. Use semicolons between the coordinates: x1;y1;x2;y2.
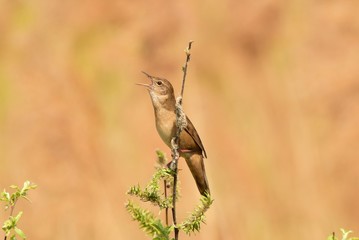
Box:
137;71;210;195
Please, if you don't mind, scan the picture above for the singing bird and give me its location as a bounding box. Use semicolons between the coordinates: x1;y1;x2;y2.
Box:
137;72;210;195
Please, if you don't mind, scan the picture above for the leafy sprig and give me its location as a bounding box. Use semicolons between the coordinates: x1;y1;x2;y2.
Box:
328;229;359;240
1;181;37;240
125;201;173;240
125;150;213;240
179;193;213;234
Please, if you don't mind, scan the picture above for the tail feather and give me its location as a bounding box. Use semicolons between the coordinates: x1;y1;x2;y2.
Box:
184;153;210;195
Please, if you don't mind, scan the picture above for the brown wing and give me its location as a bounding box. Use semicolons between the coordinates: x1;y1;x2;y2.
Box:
184;116;207;158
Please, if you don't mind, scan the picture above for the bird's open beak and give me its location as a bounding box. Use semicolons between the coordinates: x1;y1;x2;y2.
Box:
136;71;154;89
136;82;151;88
141;71;153;79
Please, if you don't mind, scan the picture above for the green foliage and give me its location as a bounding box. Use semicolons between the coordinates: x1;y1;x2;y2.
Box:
125;150;213;239
328;229;359;240
125;201;173;240
127;163;174;209
155;150;167;166
2;212;25;239
179;192;213;234
1;180;37;240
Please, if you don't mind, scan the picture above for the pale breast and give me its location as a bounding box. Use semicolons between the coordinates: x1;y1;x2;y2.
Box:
155;109;176;147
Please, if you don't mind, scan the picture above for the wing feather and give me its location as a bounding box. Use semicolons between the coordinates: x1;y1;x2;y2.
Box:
184;116;207;158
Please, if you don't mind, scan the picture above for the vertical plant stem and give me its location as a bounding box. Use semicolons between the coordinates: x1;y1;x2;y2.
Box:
170;137;180;240
170;40;194;240
172;163;179;240
9;201;16;216
164;179;169;226
180;40;194;98
4;200;18;240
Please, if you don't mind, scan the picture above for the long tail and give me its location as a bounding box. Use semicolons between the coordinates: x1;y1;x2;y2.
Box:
184;153;210;195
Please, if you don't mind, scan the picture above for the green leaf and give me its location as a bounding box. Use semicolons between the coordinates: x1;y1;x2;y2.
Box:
2;219;12;233
19;181;37;197
14;227;26;239
1;190;11;202
156;150;167;166
341;228;352;240
14;211;23;223
23;181;30;189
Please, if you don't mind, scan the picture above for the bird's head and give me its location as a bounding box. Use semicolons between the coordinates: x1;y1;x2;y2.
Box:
137;71;176;109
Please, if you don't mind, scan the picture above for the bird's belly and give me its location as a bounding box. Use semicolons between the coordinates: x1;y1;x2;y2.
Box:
155;112;176;147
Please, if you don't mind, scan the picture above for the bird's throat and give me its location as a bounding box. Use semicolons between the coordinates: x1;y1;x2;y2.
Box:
149;91;175;111
148;90;177;147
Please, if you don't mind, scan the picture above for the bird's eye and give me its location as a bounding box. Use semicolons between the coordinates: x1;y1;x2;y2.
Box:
156;81;162;86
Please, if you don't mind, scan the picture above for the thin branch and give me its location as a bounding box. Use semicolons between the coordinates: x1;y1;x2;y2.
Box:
180;40;194;99
171;166;179;240
164;179;169;226
4;199;18;240
169;40;194;240
170;136;180;240
9;200;17;217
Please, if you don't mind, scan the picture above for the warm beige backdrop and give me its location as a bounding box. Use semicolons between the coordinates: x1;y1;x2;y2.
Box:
1;0;358;239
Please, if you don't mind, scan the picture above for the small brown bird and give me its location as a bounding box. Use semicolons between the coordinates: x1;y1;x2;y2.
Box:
137;71;210;195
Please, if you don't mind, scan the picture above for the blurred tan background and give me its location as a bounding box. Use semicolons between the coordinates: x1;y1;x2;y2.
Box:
1;0;359;239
